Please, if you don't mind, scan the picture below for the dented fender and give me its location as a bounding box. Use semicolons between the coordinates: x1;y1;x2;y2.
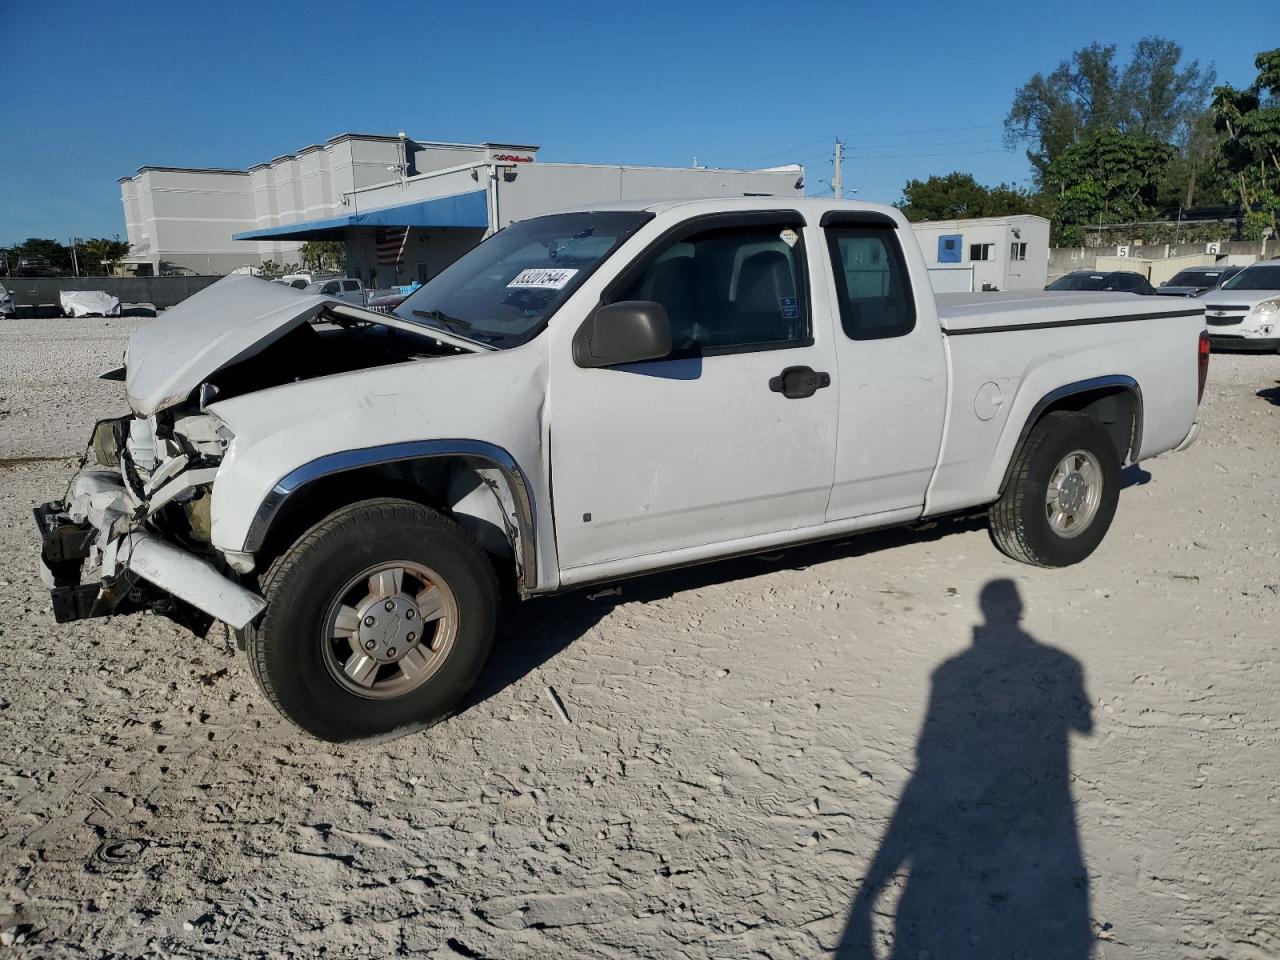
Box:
204;339;557;591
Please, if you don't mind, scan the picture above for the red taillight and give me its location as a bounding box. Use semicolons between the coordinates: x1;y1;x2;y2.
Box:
1197;329;1210;404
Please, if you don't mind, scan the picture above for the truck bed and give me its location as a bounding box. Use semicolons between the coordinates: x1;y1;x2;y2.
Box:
925;289;1206;519
935;291;1201;334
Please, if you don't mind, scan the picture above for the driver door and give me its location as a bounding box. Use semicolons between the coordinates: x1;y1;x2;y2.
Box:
549;212;839;574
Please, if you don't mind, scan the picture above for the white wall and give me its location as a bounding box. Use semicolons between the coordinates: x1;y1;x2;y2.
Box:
495;163;804;227
911;215;1049;291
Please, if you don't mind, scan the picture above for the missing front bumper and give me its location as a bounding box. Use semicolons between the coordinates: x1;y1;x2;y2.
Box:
34;483;267;633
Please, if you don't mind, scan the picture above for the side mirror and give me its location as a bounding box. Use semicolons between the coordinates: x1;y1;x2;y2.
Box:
573;300;672;368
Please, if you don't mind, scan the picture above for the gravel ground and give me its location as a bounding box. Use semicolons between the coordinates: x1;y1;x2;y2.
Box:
1;316;1278;959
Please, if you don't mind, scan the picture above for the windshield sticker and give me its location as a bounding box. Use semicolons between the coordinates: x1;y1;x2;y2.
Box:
508;267;579;290
779;228;799;248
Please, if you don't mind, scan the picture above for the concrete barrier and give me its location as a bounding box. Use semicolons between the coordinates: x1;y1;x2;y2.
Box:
2;276;221;314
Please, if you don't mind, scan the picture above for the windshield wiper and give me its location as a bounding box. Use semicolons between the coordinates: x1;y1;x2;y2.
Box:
413;309;471;332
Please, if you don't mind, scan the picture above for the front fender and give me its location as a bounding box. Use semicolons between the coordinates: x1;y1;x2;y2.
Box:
204;342;556;589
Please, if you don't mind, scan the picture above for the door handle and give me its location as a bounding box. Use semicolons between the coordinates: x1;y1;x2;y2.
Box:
769;365;831;399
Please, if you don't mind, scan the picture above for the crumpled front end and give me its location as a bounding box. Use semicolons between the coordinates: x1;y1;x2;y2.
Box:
34;410;266;634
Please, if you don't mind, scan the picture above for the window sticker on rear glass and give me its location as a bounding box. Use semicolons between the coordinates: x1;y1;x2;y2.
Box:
779;296;799;319
507;267;579;290
779;228;799;248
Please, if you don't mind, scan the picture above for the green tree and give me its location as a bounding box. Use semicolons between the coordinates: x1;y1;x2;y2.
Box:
1122;38;1216;141
1159;109;1234;209
1006;38;1213;185
3;238;72;273
74;237;130;276
259;259;281;278
1211;48;1280;238
300;240;345;272
897;172;1039;222
1045;130;1176;242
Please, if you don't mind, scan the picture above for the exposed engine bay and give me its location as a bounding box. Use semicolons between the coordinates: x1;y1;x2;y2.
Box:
35;303;477;636
205;317;470;404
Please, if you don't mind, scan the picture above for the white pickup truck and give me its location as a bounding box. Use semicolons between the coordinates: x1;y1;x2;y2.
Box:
35;199;1209;741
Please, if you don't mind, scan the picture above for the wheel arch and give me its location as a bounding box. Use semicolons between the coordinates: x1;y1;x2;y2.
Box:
242;440;538;596
998;375;1143;494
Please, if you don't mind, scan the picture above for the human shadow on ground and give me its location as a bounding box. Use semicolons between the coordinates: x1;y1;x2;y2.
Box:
835;579;1094;960
1258;382;1280;406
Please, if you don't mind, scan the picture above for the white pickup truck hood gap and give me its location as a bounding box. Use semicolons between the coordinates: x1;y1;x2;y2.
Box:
125;275;481;416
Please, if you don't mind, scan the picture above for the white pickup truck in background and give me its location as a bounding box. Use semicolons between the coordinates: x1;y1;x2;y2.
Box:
35;198;1209;740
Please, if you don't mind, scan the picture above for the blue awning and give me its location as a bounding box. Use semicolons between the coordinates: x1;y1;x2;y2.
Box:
233;189;488;241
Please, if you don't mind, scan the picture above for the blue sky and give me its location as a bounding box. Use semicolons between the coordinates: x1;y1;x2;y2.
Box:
0;0;1273;244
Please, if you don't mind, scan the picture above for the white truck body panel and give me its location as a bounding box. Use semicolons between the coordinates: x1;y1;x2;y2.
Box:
41;198;1206;629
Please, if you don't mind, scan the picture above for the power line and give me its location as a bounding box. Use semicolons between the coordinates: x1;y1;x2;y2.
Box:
843;148;1011;160
849;123;1003;138
730;135;835;169
848;137;1004;151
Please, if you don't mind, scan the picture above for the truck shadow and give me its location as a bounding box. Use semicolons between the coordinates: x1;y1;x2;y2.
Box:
463;514;990;713
835;579;1093;959
468;459;1154;714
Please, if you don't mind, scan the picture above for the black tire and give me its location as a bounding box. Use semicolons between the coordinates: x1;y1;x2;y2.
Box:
246;498;498;741
989;411;1121;567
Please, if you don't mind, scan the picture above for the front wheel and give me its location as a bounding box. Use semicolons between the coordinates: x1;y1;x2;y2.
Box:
989;411;1121;567
246;498;498;741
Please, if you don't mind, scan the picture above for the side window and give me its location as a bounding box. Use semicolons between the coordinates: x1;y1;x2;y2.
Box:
825;225;916;340
342;280;360;292
613;221;809;354
1010;242;1028;261
321;281;340;295
969;243;993;261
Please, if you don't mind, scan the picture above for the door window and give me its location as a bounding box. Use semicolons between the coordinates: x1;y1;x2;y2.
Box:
825;225;916;340
342;280;360;292
612;221;810;355
321;281;340;295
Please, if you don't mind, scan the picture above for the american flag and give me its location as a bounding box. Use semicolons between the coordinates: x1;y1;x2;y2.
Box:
375;226;408;266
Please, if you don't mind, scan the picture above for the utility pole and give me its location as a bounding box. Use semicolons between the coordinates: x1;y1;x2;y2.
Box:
70;238;80;277
833;137;843;200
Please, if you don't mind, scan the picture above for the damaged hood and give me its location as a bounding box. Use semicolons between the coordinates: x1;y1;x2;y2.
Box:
126;275;332;416
125;274;483;416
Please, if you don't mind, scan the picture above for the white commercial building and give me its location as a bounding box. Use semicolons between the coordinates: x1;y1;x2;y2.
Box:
910;215;1050;293
119;133;805;281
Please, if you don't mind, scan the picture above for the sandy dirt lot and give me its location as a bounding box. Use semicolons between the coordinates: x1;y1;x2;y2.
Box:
1;316;1278;959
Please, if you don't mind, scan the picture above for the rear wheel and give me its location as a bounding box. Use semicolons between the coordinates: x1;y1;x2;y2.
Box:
246;498;498;741
989;411;1120;567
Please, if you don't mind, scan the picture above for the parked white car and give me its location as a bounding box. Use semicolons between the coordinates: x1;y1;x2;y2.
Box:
1201;260;1280;352
0;282;15;318
35;198;1208;740
304;276;366;304
60;289;122;318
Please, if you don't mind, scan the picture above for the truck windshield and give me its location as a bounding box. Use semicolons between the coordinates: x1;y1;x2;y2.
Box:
1221;265;1280;291
393;211;653;348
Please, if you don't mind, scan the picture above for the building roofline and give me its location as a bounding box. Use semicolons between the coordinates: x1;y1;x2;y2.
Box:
480;141;540;152
133;165;250;177
325;132;413;146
